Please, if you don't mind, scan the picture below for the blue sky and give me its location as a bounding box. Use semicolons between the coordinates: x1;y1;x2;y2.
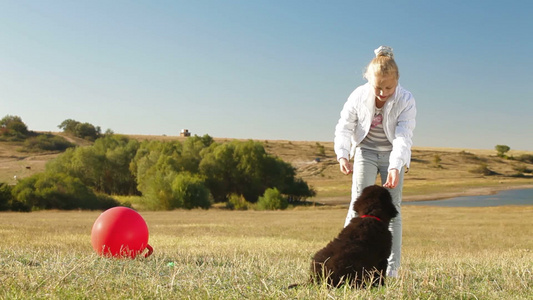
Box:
1;1;532;150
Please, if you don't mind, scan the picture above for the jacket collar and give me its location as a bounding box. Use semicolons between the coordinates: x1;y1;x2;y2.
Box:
364;83;401;114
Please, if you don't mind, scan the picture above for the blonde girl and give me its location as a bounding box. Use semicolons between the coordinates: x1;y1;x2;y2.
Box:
334;46;417;277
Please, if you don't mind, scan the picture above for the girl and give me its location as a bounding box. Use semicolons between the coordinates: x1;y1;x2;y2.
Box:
334;46;417;277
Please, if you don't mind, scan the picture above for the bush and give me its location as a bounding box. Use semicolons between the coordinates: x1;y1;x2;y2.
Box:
459;151;483;163
131;196;163;211
316;142;326;157
432;154;442;168
0;183;13;211
226;194;251;210
11;173;120;210
516;154;533;164
23;134;75;152
513;165;532;174
256;188;288;210
469;163;495;176
96;193;125;210
0;182;29;211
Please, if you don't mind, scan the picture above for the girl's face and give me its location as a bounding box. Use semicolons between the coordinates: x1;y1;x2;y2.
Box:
372;75;398;102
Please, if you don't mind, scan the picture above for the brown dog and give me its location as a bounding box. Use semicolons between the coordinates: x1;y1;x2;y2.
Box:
310;185;398;288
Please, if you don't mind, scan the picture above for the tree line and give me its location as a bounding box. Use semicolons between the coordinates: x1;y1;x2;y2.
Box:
1;115;74;152
0;116;315;211
0;115;109;151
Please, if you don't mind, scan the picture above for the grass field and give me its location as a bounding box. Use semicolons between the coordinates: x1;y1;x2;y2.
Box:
1;134;532;298
1;206;532;299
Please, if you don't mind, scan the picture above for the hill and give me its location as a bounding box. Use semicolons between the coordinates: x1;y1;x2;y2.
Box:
1;133;532;206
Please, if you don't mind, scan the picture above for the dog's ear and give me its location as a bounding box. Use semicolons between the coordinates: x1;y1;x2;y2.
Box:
387;201;399;219
353;185;379;215
352;198;362;214
380;189;398;218
352;185;372;214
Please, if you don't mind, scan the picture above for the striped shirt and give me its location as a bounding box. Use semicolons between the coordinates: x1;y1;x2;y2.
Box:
360;108;392;152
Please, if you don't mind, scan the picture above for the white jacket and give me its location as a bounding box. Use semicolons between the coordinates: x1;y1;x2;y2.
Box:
334;83;417;171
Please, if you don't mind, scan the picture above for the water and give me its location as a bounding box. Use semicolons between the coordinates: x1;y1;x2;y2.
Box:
404;188;533;207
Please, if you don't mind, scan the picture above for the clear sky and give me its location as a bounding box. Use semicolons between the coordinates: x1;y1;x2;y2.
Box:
1;1;532;150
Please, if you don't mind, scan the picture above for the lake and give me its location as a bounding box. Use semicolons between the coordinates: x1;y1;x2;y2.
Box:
404;188;533;207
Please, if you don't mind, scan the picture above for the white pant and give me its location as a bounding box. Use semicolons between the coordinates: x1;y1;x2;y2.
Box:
344;148;404;274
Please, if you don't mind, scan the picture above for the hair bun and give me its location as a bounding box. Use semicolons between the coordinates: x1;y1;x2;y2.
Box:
374;46;394;58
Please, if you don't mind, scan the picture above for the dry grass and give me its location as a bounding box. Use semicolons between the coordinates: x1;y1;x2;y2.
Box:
0;206;532;299
0;142;58;183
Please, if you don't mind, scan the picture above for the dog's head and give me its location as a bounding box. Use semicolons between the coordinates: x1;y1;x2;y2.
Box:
353;185;398;222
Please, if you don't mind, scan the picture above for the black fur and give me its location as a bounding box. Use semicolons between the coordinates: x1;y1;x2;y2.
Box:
309;185;398;288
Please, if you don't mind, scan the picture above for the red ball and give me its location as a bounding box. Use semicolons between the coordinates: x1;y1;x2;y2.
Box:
91;207;153;258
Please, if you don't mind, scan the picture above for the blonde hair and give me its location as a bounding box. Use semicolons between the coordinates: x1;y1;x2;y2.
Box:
363;46;399;81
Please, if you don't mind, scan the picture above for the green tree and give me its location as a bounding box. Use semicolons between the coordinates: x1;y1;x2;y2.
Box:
131;136;214;209
495;145;511;158
58;119;101;141
1;115;29;140
198;142;239;202
199;140;269;203
58;119;80;134
46;135;139;195
199;140;277;203
142;168;176;210
95;135;139;194
199;140;314;203
233;140;272;202
179;135;214;173
170;173;210;209
75;122;101;141
131;140;184;195
138;170;211;211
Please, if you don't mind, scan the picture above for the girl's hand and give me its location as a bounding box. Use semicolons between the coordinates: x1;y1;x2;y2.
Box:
384;168;399;188
339;158;353;175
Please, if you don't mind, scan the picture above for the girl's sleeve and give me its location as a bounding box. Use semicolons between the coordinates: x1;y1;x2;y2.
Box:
334;92;358;161
389;95;417;171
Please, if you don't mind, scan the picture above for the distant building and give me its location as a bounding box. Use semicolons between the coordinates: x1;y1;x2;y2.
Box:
180;129;191;137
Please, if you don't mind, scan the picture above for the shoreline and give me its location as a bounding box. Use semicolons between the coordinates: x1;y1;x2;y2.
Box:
315;184;533;206
403;184;533;202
